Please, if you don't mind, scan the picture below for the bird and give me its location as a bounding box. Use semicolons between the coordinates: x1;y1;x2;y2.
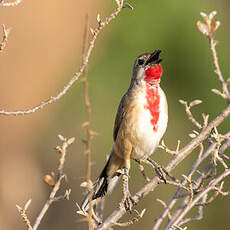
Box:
81;50;168;212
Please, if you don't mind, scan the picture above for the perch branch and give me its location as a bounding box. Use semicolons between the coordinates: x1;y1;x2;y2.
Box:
177;194;207;226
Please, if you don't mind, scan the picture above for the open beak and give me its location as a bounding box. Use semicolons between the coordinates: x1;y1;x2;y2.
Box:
145;50;162;66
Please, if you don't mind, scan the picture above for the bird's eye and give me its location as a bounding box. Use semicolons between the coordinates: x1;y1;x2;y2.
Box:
137;59;144;66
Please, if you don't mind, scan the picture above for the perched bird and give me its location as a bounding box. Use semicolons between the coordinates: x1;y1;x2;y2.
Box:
82;50;168;211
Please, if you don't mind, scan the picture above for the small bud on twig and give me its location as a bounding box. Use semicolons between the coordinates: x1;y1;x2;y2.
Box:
44;174;55;187
197;11;220;39
190;100;202;107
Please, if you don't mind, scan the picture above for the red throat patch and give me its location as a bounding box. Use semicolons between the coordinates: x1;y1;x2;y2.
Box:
144;65;162;82
144;65;162;131
144;83;160;131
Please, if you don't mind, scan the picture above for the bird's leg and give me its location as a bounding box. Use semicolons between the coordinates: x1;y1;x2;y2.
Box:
134;159;150;182
119;158;136;212
144;157;177;183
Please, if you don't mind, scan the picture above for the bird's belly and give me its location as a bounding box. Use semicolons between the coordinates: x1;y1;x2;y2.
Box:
130;110;157;160
130;89;168;160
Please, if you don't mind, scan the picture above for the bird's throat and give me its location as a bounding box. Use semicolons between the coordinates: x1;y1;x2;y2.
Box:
144;65;162;82
144;82;160;132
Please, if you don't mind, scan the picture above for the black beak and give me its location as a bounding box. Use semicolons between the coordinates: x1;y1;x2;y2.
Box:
145;50;162;66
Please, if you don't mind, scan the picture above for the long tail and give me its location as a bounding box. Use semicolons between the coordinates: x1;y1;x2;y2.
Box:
81;151;123;212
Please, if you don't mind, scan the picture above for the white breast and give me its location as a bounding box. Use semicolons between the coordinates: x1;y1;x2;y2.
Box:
130;84;168;160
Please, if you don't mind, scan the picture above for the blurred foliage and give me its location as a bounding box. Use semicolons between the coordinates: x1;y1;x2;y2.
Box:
36;0;230;229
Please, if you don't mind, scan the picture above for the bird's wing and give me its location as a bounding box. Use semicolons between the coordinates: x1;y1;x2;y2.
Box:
113;92;129;141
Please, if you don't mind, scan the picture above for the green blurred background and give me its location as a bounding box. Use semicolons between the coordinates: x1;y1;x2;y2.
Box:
0;0;230;229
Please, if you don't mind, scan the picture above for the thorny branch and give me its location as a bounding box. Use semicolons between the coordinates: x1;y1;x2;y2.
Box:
0;0;126;116
17;135;74;230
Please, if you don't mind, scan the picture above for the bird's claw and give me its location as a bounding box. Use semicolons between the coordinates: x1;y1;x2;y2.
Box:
155;166;167;184
146;157;177;183
121;194;136;212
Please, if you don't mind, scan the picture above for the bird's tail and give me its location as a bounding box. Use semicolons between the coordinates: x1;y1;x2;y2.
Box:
81;151;123;212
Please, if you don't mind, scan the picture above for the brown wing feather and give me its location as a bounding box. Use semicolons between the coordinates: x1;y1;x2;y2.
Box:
113;93;127;141
113;89;132;141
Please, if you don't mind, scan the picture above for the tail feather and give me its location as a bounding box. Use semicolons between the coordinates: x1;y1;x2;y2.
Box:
93;176;108;200
81;152;123;212
81;175;108;212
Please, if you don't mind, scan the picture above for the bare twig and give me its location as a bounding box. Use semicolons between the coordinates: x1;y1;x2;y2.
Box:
135;159;151;182
114;209;146;227
211;127;229;169
82;14;94;230
167;169;230;229
181;175;194;205
0;0;22;7
197;11;230;102
162;139;230;230
159;140;181;155
0;0;125;116
158;140;230;230
165;181;190;192
0;24;11;52
16;199;33;230
156;199;172;220
179;99;202;129
152;141;217;230
178;194;207;226
17;136;74;230
210;38;230;102
32;135;75;230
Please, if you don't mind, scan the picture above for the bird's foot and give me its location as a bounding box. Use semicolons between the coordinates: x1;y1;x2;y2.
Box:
145;158;177;183
120;193;136;212
119;166;136;212
154;165;167;183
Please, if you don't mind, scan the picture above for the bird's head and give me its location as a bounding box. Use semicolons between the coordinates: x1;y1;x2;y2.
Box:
132;50;163;84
